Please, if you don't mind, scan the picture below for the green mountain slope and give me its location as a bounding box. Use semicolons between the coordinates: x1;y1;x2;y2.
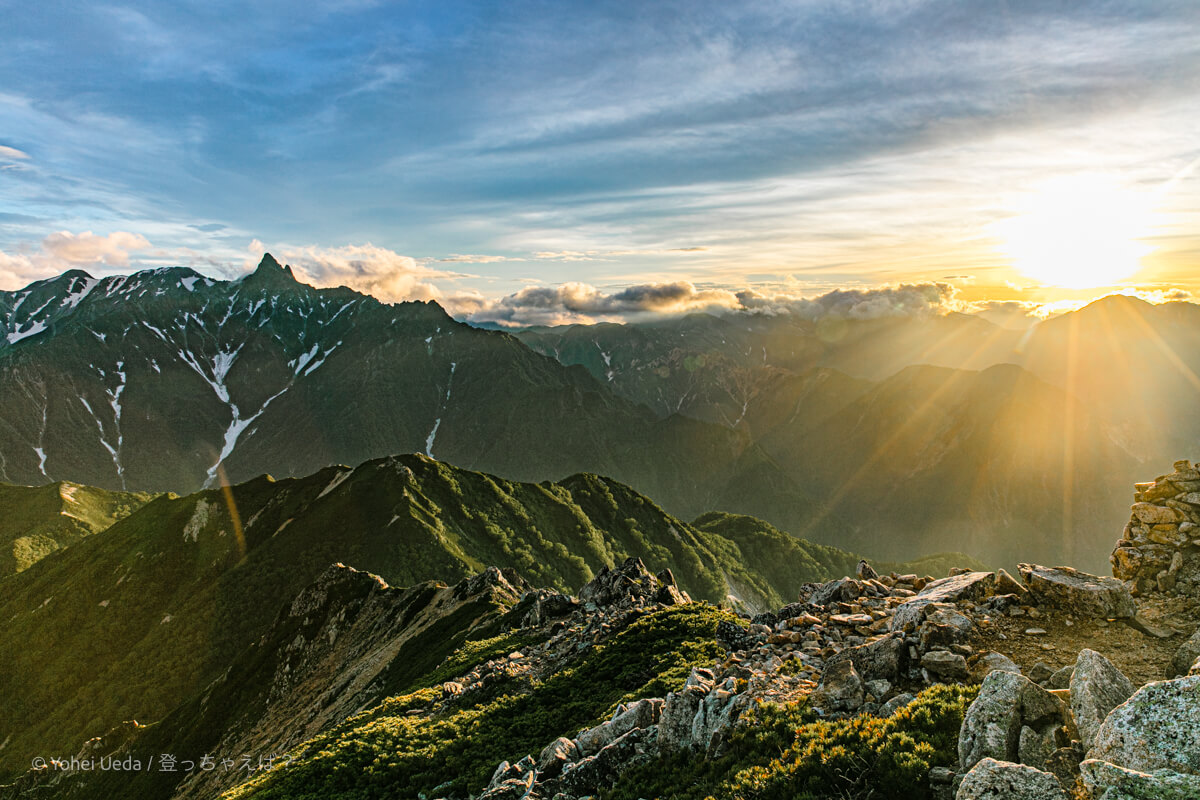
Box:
0;481;153;576
0;454;920;781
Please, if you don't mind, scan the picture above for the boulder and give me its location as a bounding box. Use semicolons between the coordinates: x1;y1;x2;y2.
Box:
716;619;759;652
575;698;661;756
1169;627;1200;679
536;737;578;779
825;633;907;683
554;727;657;796
1070;650;1134;750
959;670;1068;772
969;652;1020;683
955;758;1068;800
1080;759;1200;800
691;679;750;756
920;606;975;650
922;650;969;681
809;577;866;607
891;572;997;632
1017;725;1056;769
879;693;916;717
812;659;865;714
1088;676;1200;775
1047;665;1074;690
657;686;707;753
579;557;691;607
1017;564;1136;619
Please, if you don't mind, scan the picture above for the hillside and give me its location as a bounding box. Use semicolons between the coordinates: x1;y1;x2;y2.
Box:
7;459;1197;800
0;454;949;782
0;481;153;576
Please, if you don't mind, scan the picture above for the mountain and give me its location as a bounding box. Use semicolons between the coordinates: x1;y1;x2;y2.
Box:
0;481;153;576
0;455;957;782
0;256;839;541
518;299;1200;569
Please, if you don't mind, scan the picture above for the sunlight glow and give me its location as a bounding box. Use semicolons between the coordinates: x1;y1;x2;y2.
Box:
993;175;1156;289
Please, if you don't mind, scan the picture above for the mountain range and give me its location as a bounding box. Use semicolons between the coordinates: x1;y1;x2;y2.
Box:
4;256;1199;571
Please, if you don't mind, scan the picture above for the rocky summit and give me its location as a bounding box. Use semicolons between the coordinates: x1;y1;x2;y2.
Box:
4;461;1200;800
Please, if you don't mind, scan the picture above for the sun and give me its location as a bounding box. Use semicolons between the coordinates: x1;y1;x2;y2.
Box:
993;174;1155;289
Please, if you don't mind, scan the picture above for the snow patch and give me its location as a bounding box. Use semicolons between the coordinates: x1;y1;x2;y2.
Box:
183;499;212;542
180;276;198;291
425;361;457;457
62;276;99;309
6;319;46;344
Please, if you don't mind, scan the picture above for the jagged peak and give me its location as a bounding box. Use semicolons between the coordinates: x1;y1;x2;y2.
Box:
242;253;299;288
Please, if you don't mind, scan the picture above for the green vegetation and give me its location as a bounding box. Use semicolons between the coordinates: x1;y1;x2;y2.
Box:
224;604;736;800
0;481;153;576
608;684;977;800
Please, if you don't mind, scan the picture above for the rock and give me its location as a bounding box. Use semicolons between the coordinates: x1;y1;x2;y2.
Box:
857;559;879;580
1088;676;1200;775
579;557;691;607
1017;564;1136;619
555;727;657;796
1047;665;1074;690
922;650;969;680
809;577;866;607
864;678;892;700
812;659;865;714
1070;649;1135;750
1028;662;1055;685
959;670;1067;772
1132;503;1184;525
891;572;998;632
691;679;750;756
716;619;759;652
1125;613;1175;639
969;652;1020;683
994;568;1027;596
1018;725;1056;769
879;692;916;717
536;737;579;779
954;758;1068;800
575;698;661;756
824;632;907;683
1043;745;1084;791
1169;627;1200;679
657;686;707;753
1080;759;1200;800
920;606;975;650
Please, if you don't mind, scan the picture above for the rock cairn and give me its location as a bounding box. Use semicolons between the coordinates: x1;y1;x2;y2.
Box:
1112;458;1200;595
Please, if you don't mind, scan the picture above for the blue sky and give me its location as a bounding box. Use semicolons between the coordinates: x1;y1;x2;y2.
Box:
2;0;1199;323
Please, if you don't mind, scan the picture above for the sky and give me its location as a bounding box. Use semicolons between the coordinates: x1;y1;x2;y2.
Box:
1;0;1198;326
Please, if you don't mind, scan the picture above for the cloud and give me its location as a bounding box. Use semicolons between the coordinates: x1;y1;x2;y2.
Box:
734;283;961;321
0;145;30;160
256;242;467;303
436;254;520;263
453;280;966;327
963;300;1045;329
42;230;151;267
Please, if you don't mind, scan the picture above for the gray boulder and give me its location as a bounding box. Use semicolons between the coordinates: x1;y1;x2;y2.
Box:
879;693;916;717
825;633;907;683
1169;627;1200;679
1017;564;1136;619
1070;649;1135;749
809;577;866;606
1080;759;1200;800
812;659;865;714
920;606;975;650
969;652;1020;683
959;670;1067;772
657;686;707;753
955;758;1068;800
575;698;661;756
922;650;969;680
1088;676;1200;775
